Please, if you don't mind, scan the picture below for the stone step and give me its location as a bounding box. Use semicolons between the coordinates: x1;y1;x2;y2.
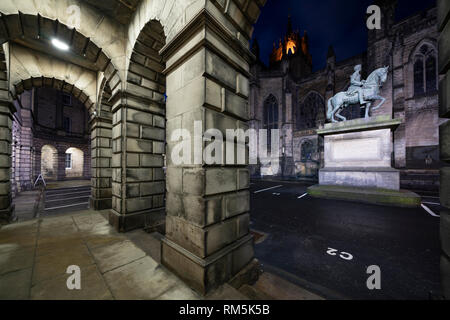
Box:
45;191;91;200
45;196;90;208
43;202;89;214
45;186;91;195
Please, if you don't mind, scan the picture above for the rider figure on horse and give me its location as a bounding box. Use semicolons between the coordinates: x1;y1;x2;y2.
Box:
347;64;367;106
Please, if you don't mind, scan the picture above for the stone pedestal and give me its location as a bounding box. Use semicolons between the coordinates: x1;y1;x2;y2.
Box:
308;115;421;207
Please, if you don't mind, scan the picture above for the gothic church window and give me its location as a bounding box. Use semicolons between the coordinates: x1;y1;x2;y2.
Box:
413;44;437;96
263;95;278;149
297;92;323;131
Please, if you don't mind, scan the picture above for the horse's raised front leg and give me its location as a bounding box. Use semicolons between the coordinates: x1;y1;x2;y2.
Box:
372;96;385;111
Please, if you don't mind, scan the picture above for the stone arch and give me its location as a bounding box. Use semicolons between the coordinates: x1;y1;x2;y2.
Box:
109;17;167;232
125;0;201;81
65;147;84;179
9;43;97;112
0;3;126;81
40;144;57;180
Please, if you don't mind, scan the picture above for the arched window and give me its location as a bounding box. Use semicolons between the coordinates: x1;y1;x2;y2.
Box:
263;95;278;149
425;56;437;92
413;44;437;96
414;58;424;95
297;92;324;131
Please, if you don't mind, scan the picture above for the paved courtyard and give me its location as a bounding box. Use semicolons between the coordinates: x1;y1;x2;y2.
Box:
0;210;200;300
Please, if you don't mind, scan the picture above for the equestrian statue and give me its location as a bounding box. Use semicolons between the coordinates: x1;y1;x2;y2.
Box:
327;65;389;122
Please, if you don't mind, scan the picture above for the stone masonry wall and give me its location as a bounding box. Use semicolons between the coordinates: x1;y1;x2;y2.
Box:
437;0;450;299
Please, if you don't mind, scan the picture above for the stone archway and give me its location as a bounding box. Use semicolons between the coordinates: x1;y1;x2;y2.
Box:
0;9;121;216
0;0;267;295
65;147;84;179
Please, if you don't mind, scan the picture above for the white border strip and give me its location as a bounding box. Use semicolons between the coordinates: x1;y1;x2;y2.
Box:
421;204;440;218
422;201;440;206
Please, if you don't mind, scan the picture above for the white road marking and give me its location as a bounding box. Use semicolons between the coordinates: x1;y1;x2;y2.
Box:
45;202;89;211
254;185;282;194
421;204;440;218
272;193;281;196
422;201;440;206
298;193;308;199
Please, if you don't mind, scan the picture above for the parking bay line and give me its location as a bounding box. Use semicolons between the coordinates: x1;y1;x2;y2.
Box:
298;193;308;199
422;201;440;206
254;185;283;194
421;204;440;218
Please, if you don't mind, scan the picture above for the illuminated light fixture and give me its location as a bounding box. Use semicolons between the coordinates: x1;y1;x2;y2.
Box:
51;38;69;51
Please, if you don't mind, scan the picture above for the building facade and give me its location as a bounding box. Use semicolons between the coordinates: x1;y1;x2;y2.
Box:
11;87;91;195
249;0;444;191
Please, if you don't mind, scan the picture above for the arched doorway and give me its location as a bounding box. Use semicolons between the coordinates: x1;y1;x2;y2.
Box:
65;147;84;179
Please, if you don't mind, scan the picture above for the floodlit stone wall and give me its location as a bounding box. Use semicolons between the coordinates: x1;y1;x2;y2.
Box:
437;0;450;300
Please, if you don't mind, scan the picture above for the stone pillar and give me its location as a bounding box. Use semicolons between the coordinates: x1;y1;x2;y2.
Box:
90;114;112;210
0;99;16;224
160;9;256;294
18;109;33;190
56;149;66;181
438;0;450;299
109;87;166;232
34;148;41;183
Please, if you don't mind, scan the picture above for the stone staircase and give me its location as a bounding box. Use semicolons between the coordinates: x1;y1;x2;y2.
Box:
43;185;90;215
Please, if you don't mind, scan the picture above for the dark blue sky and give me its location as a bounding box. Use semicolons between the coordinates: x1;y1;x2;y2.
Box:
252;0;436;71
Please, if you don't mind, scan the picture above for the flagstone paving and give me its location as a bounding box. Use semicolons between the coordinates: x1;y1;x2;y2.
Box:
0;210;201;300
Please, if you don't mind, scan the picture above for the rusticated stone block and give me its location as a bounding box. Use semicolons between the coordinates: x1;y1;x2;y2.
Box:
441;210;450;258
440;72;450;118
161;234;254;295
441;167;450;209
438;0;450;32
439;20;450;74
166;190;249;228
441;254;450;299
141;126;165;141
441;120;450;162
165;214;250;258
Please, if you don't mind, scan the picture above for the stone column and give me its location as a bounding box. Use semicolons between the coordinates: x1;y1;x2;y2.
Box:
90;113;112;210
56;149;66;181
160;8;257;294
109;87;166;232
438;0;450;299
34;148;41;183
0;99;16;224
18;109;33;190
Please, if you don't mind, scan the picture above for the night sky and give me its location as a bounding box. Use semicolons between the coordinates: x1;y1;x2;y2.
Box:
252;0;436;71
